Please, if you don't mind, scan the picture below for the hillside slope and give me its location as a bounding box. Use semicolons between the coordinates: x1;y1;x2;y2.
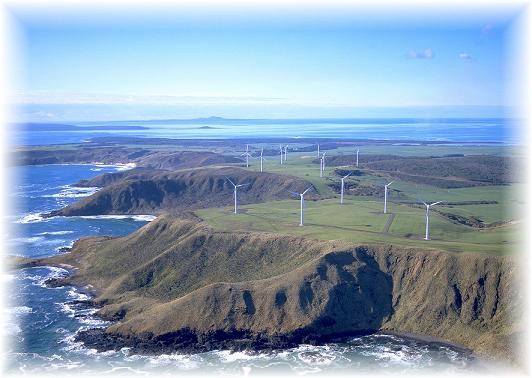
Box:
322;154;517;188
38;215;522;367
47;167;317;216
12;148;240;170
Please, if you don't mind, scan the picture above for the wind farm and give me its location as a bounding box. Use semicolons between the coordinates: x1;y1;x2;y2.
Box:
189;140;521;255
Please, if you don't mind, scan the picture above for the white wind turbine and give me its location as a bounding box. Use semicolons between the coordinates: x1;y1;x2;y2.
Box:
419;199;443;240
227;178;250;214
284;145;288;161
356;149;360;167
289;186;314;226
317;144;320;158
279;144;283;165
383;180;394;214
319;152;326;178
241;144;252;168
340;172;353;204
259;148;266;172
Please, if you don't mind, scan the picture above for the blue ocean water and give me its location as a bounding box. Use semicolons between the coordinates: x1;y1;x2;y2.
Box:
12;118;517;146
3;164;497;374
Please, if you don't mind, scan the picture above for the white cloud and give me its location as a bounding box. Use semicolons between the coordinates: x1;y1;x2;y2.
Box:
406;48;434;59
458;52;472;60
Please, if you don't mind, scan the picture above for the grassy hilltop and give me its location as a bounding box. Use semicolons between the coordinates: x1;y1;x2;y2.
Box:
25;215;522;366
195;148;522;255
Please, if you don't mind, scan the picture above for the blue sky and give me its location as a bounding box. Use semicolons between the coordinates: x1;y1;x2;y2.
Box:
8;4;524;121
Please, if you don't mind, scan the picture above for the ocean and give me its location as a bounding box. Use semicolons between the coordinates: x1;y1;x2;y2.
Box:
11;118;518;146
3;164;496;375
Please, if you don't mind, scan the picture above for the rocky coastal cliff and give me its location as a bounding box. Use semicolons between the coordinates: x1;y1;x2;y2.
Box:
28;215;522;367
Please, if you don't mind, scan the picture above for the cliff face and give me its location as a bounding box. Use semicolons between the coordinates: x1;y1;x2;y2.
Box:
43;215;522;366
48;167;316;216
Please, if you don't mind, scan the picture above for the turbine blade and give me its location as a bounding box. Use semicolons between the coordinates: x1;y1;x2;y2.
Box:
430;201;443;206
417;198;428;206
302;186;314;195
343;172;353;179
237;182;251;187
387;180;394;186
226;178;236;187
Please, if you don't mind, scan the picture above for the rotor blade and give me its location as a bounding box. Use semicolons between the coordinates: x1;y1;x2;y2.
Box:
417;198;428;206
430;201;443;206
387;180;394;186
343;172;353;179
302;186;314;195
226;177;236;187
237;182;251;188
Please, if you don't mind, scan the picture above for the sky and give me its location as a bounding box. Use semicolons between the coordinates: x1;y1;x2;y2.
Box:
6;3;526;122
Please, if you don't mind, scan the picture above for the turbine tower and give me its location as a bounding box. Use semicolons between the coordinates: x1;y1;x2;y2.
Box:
340;172;353;204
259;148;266;172
289;186;314;226
317;144;320;158
420;200;443;240
279;144;283;165
356;149;360;167
284;145;288;161
322;152;326;172
241;152;252;167
383;180;394;214
227;178;250;214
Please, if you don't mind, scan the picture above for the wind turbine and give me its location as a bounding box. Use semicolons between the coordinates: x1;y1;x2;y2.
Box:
383;180;394;214
284;145;288;161
340;172;353;204
319;152;326;178
227;178;250;214
241;145;252;168
356;149;360;167
317;144;320;157
419;199;443;240
259;148;266;172
289;186;314;226
279;144;283;165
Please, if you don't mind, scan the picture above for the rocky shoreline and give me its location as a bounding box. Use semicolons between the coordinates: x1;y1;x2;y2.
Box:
75;326;475;358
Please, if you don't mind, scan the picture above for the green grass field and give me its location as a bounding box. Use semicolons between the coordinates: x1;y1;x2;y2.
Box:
197;148;522;256
196;197;521;255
